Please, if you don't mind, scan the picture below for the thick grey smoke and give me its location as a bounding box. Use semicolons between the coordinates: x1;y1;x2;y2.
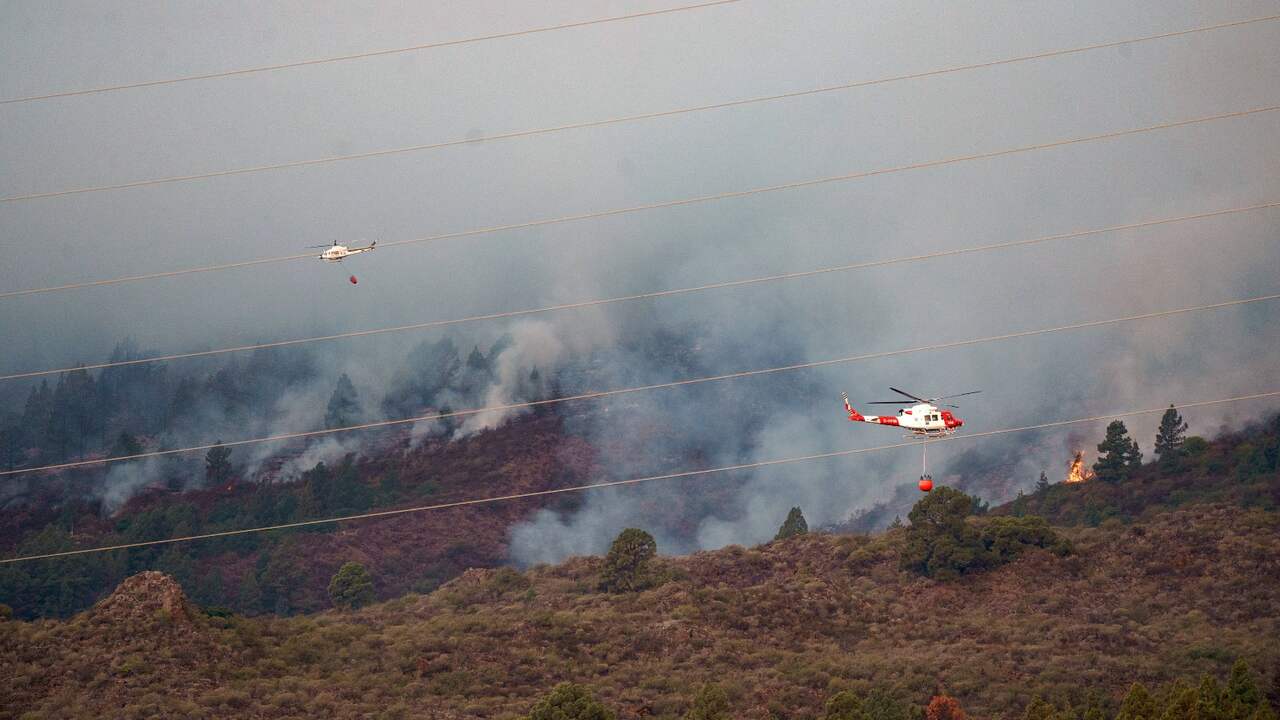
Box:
1;4;1278;556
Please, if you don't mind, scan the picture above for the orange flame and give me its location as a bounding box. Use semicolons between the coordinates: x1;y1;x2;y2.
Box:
1065;450;1092;483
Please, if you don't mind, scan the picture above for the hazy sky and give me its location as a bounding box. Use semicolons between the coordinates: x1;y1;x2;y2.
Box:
2;1;1278;550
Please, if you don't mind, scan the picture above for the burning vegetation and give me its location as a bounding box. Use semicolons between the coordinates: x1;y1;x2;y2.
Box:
1065;450;1093;483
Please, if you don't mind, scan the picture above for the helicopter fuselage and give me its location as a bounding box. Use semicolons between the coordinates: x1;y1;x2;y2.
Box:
847;402;963;436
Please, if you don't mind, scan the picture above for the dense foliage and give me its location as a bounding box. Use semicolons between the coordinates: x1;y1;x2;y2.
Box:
527;682;616;720
327;562;374;609
899;488;1069;579
599;528;658;593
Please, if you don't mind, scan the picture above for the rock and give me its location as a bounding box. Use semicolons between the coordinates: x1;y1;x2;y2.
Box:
90;571;200;629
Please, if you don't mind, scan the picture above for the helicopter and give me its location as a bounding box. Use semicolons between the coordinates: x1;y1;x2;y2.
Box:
840;387;980;491
310;239;377;262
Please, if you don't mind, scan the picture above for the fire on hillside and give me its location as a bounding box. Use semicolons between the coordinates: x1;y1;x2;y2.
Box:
1065;450;1093;483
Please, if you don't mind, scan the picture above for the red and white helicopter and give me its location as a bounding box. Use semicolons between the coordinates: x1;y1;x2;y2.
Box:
840;387;979;491
310;239;377;262
310;240;377;284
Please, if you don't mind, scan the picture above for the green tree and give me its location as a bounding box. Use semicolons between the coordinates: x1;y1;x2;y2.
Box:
1183;436;1211;458
1035;470;1050;493
328;562;375;609
526;682;615;720
822;690;869;720
1093;420;1142;483
774;506;808;541
1116;682;1157;720
1200;676;1228;720
900;487;988;579
684;684;730;720
1159;684;1198;720
599;528;657;593
1228;660;1264;718
1154;405;1189;469
205;442;233;485
325;373;361;429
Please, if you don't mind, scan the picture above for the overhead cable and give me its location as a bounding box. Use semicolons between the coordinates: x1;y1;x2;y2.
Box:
3;104;1276;299
0;1;742;105
3;15;1277;203
3;200;1276;382
4;390;1276;563
2;291;1275;478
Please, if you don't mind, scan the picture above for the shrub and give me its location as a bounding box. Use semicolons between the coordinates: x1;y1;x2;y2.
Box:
599;528;657;593
684;683;731;720
328;562;375;610
926;695;968;720
526;682;615;720
821;690;866;720
979;516;1071;563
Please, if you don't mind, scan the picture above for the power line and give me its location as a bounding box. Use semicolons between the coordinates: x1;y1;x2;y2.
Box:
4;390;1275;564
3;105;1276;300
3;200;1276;382
2;291;1275;478
4;14;1277;205
0;1;742;106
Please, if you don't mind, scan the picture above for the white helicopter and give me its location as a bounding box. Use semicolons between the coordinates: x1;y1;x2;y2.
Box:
840;387;980;491
840;387;978;437
310;239;377;262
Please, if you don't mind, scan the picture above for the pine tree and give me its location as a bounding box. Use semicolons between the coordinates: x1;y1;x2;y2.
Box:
1228;660;1264;718
328;562;375;609
21;380;53;453
774;506;808;541
1154;405;1189;469
599;528;657;593
1159;684;1198;720
1093;420;1142;483
1035;471;1050;493
527;683;616;720
205;442;233;485
1200;676;1228;720
1012;490;1028;517
324;373;361;429
1116;682;1157;720
684;684;731;720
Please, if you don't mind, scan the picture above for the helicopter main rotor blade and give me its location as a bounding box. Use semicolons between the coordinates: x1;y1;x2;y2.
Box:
868;401;913;405
931;390;982;401
890;387;930;403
